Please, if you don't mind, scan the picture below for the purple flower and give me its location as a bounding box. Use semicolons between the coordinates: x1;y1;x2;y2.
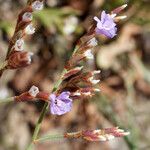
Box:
94;11;117;38
50;91;72;115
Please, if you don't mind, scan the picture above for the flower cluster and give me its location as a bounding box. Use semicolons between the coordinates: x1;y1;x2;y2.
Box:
5;1;44;69
82;127;130;141
0;2;130;148
12;4;128;117
64;127;130;142
47;4;127;116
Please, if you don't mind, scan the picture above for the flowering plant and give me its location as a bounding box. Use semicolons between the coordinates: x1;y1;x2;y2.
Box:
0;1;129;149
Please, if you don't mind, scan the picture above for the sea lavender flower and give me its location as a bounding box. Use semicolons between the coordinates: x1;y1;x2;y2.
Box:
94;11;117;38
50;91;72;115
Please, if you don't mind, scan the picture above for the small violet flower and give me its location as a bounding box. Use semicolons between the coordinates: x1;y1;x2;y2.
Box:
94;11;117;38
50;91;72;115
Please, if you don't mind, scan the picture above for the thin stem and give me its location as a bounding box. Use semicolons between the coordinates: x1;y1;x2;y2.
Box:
26;70;66;150
26;58;76;149
0;61;7;77
35;131;82;143
26;36;88;150
0;97;14;104
26;102;49;150
52;69;67;92
35;134;65;143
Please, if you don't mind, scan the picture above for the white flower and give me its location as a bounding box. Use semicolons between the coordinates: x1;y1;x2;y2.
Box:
63;16;78;35
32;1;44;11
27;52;33;64
22;12;32;22
28;85;39;97
84;49;94;59
94;88;100;92
89;76;100;84
14;39;24;51
92;70;101;75
25;24;35;35
88;38;98;47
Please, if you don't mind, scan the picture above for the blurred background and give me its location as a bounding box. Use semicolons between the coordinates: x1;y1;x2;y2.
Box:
0;0;150;150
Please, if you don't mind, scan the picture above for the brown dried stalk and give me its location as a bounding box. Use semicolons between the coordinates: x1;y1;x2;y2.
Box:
0;0;45;78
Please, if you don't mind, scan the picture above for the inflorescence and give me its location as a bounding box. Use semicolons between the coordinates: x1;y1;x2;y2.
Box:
0;2;129;145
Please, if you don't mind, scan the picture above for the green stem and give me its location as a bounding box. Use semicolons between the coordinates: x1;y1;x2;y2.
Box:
35;131;82;143
35;134;65;143
26;69;67;150
0;97;14;104
26;36;82;150
26;103;49;150
0;61;7;71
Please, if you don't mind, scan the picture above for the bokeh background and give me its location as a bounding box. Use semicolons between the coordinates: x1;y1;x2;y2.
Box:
0;0;150;150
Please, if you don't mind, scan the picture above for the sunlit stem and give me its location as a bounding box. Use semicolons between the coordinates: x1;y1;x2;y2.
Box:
0;61;8;71
26;28;94;150
35;131;82;143
0;97;14;104
35;134;65;143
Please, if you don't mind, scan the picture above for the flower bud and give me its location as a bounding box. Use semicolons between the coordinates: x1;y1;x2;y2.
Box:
7;51;33;69
14;39;24;51
84;49;94;60
32;1;44;11
92;70;101;75
111;4;127;14
25;23;35;35
28;85;39;97
22;12;33;22
94;88;100;92
63;66;83;80
82;127;130;142
87;38;98;47
89;76;100;84
114;15;127;22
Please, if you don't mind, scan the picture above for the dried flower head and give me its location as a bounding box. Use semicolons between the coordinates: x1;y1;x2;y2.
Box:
82;127;130;142
50;92;72;115
94;11;117;38
7;51;33;69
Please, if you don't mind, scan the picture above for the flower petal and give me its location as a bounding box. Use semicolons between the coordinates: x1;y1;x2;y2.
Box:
49;94;56;102
50;99;72;115
57;91;72;103
94;10;117;38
